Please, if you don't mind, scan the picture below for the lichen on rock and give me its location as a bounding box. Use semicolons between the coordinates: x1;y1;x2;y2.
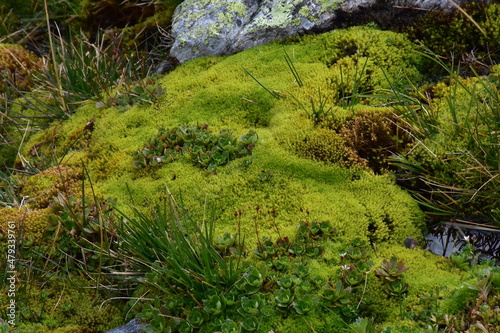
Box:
170;0;341;62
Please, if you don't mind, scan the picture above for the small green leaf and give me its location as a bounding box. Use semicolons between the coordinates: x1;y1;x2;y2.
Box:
240;295;261;314
187;308;205;327
241;316;259;332
275;288;293;307
293;295;318;315
221;319;239;333
203;295;225;315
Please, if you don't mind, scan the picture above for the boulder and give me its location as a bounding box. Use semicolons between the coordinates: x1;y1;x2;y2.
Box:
169;0;464;63
106;319;145;333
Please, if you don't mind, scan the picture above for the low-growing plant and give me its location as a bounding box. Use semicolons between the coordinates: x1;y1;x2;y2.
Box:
332;57;370;110
0;169;21;208
97;78;166;111
323;280;352;307
106;202;395;331
340;110;412;173
119;196;247;297
292;294;318;315
31;27;155;116
0;323;9;333
133;124;258;172
376;256;411;282
449;243;477;270
347;317;376;333
290;88;334;126
45;192;118;272
376;256;411;318
0;27;156;173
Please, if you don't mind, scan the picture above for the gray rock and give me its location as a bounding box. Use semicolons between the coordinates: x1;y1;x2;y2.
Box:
170;0;339;63
169;0;469;63
106;319;145;333
404;236;419;249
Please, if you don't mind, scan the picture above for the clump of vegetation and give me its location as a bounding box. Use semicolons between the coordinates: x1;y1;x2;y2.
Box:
0;44;41;92
133;124;258;172
3;278;124;332
0;44;44;169
4;1;500;331
106;195;500;332
0;206;53;246
0;0;80;40
110;197;388;332
340;109;412;173
404;2;500;76
383;53;500;223
18;165;83;209
98;78;166;111
288;125;362;167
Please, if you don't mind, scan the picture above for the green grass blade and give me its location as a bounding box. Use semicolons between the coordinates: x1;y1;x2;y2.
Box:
242;67;280;99
283;49;303;87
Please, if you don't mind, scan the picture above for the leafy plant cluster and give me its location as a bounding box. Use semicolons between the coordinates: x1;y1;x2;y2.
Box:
107;196;418;332
376;256;411;317
394;244;500;333
132;216;339;332
11;177;122;283
97;78;166;111
133;124;258;172
43;194;118;272
254;219;336;262
3;189;499;332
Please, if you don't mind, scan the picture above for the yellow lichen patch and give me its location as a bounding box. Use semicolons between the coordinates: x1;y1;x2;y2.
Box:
19;165;83;209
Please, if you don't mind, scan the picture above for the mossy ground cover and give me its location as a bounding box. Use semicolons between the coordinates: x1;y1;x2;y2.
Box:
1;23;499;332
21;26;425;244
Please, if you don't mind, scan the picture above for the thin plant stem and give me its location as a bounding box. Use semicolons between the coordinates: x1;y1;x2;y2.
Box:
43;0;68;114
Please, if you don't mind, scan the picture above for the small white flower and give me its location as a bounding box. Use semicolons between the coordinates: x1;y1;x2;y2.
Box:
341;265;349;271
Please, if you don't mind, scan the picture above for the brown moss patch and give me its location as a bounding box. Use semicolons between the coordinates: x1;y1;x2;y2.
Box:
340;109;412;173
0;44;43;91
